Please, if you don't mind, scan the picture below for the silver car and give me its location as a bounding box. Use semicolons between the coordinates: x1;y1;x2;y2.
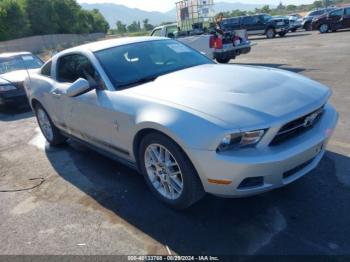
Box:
24;37;338;209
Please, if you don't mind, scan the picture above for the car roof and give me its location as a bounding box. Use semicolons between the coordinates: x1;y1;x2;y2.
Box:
61;37;169;54
0;52;32;58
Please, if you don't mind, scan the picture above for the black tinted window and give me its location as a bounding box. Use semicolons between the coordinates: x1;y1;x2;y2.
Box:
41;61;52;77
57;54;102;87
0;55;43;74
95;40;213;89
221;18;240;30
330;9;343;17
310;10;322;16
242;16;258;25
346;8;350;15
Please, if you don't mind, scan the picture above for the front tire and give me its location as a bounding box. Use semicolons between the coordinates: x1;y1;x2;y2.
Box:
34;104;67;146
139;133;205;209
266;28;276;39
319;24;329;33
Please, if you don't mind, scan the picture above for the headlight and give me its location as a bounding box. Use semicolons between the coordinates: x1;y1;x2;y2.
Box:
0;84;16;92
217;130;266;152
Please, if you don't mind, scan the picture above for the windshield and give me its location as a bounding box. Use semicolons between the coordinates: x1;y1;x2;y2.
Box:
95;39;214;89
0;55;43;75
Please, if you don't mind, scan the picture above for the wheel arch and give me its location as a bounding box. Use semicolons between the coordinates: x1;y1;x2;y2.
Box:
30;98;41;110
132;127;206;194
132;126;187;167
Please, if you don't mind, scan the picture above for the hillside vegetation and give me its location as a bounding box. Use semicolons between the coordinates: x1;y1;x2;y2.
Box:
219;0;350;18
0;0;109;41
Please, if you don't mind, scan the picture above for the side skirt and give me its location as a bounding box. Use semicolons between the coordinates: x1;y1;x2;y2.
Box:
60;130;139;172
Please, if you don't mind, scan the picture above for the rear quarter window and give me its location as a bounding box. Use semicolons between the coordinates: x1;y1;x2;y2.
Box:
41;61;52;77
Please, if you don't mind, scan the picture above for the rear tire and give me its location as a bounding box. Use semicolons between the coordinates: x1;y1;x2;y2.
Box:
216;57;231;64
279;32;287;37
139;133;205;209
266;28;276;39
34;103;67;146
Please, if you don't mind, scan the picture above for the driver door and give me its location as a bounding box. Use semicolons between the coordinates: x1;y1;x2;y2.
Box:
344;8;350;29
328;9;345;30
54;53;127;155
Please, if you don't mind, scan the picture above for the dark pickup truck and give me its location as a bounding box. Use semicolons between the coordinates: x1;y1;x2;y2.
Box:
221;14;290;39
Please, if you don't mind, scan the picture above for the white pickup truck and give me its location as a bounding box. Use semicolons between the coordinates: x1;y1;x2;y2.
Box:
151;23;253;63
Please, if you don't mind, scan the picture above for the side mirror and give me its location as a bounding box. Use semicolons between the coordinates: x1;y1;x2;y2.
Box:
66;78;92;97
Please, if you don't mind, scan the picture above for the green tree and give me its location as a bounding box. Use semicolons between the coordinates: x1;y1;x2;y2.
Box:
25;0;58;35
260;5;272;13
142;18;154;31
312;0;324;8
286;5;297;11
127;21;141;32
0;0;30;40
90;8;109;33
116;20;127;34
51;0;80;34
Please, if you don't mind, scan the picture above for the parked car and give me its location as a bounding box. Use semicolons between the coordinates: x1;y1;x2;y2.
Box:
288;15;303;32
312;6;350;33
151;23;253;64
0;52;43;107
221;14;290;39
302;7;336;31
25;37;338;209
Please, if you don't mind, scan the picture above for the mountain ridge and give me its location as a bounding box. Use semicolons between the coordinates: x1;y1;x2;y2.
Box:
81;2;265;28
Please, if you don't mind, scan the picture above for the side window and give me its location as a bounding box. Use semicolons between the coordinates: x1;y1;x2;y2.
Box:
242;16;256;26
329;9;344;17
345;8;350;15
41;61;52;77
57;54;104;88
166;26;178;38
152;29;162;37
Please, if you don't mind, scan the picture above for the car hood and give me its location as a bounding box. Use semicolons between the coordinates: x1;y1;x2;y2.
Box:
0;70;31;84
126;64;330;129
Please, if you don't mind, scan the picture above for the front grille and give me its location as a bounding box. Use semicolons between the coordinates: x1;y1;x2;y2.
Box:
270;106;324;146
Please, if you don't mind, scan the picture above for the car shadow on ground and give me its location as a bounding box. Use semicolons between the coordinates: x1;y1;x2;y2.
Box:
235;63;309;74
45;140;350;256
249;32;312;41
0;105;33;122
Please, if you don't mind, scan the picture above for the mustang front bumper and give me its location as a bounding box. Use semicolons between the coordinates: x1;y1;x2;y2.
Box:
186;104;338;197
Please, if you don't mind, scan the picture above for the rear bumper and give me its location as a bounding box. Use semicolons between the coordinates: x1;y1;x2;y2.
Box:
186;104;338;197
213;43;252;60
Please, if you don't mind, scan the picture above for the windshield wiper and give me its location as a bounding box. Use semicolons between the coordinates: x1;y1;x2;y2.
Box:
118;75;158;89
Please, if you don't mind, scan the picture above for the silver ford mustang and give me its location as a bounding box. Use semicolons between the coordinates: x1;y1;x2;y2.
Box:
24;37;338;209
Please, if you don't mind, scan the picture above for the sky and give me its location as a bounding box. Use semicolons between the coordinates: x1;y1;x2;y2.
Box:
77;0;315;12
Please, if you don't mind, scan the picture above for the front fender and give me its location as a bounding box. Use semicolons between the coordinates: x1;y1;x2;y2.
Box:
132;105;232;152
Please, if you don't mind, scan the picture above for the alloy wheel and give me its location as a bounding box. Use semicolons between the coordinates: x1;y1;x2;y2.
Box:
37;108;54;141
144;144;184;200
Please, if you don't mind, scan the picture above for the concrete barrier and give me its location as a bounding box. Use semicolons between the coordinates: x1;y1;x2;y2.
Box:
0;33;105;54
